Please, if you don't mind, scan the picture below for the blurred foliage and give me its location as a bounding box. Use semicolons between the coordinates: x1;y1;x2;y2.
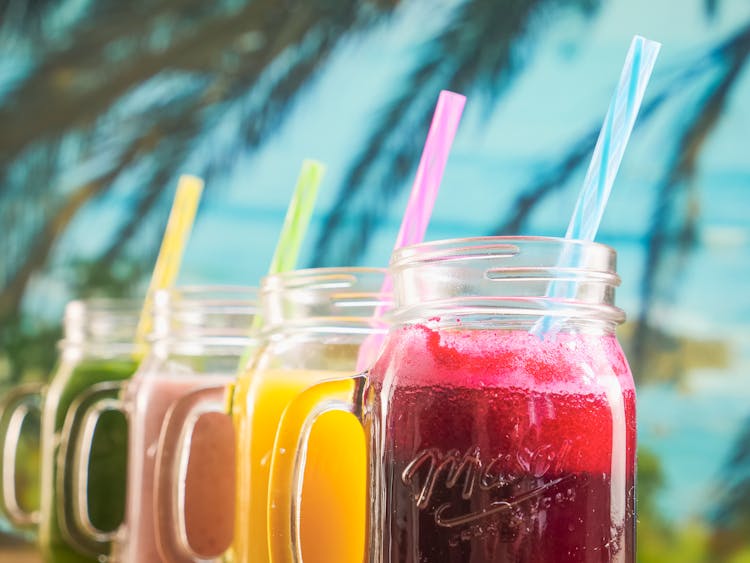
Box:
711;413;750;559
638;447;750;563
0;256;145;386
0;0;404;385
619;322;730;386
637;447;708;562
14;415;41;518
313;0;602;266
0;0;746;384
0;315;60;387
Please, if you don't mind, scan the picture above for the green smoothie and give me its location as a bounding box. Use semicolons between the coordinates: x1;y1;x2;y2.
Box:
39;358;137;563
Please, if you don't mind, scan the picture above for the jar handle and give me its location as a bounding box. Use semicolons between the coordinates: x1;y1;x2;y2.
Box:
0;383;43;528
153;384;233;562
267;373;366;563
58;381;127;556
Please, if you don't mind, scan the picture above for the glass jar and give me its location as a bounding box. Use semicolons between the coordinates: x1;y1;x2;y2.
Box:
62;286;258;563
269;237;635;563
38;298;140;563
229;267;389;563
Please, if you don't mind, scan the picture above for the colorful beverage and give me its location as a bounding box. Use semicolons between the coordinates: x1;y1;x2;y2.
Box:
118;372;235;562
233;368;366;563
94;286;259;562
39;358;136;563
370;324;635;563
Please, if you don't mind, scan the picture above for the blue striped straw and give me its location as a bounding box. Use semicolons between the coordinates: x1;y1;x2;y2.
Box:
533;35;661;337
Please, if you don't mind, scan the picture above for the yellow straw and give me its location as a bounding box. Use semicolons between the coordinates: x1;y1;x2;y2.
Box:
133;175;204;359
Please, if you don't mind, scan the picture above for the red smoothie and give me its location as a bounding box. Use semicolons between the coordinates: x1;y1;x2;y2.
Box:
368;324;635;563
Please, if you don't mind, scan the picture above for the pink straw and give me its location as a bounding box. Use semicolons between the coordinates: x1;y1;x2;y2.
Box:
358;90;466;369
373;90;466;314
394;90;467;248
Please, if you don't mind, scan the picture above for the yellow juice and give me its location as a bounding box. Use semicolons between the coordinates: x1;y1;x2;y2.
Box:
231;368;366;563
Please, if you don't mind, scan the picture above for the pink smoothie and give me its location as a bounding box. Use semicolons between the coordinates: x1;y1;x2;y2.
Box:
118;372;235;562
368;324;635;563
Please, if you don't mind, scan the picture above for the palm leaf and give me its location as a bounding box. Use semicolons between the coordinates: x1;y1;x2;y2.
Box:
705;0;718;19
0;0;398;326
312;0;602;266
713;414;750;530
489;47;716;237
92;2;391;272
633;21;750;374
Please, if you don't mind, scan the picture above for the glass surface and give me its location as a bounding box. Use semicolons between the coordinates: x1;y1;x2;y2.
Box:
365;237;633;562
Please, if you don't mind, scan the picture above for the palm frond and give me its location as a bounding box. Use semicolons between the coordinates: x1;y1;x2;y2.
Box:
489;53;713;236
705;0;718;19
0;0;399;322
633;21;750;373
0;0;71;31
491;131;598;235
0;1;278;161
713;414;750;527
312;0;603;267
89;2;391;270
0;119;175;319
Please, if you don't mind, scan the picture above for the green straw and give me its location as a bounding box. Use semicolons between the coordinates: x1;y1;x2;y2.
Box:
266;159;326;276
239;159;325;366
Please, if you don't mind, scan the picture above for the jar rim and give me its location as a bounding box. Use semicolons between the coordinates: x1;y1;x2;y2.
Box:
262;266;387;290
154;285;258;299
388;236;623;328
152;285;259;312
260;267;391;329
391;236;616;268
65;297;144;315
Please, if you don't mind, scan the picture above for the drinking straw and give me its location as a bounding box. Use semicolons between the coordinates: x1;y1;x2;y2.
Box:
238;159;325;367
266;159;326;277
533;35;661;337
356;90;467;370
134;175;204;359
